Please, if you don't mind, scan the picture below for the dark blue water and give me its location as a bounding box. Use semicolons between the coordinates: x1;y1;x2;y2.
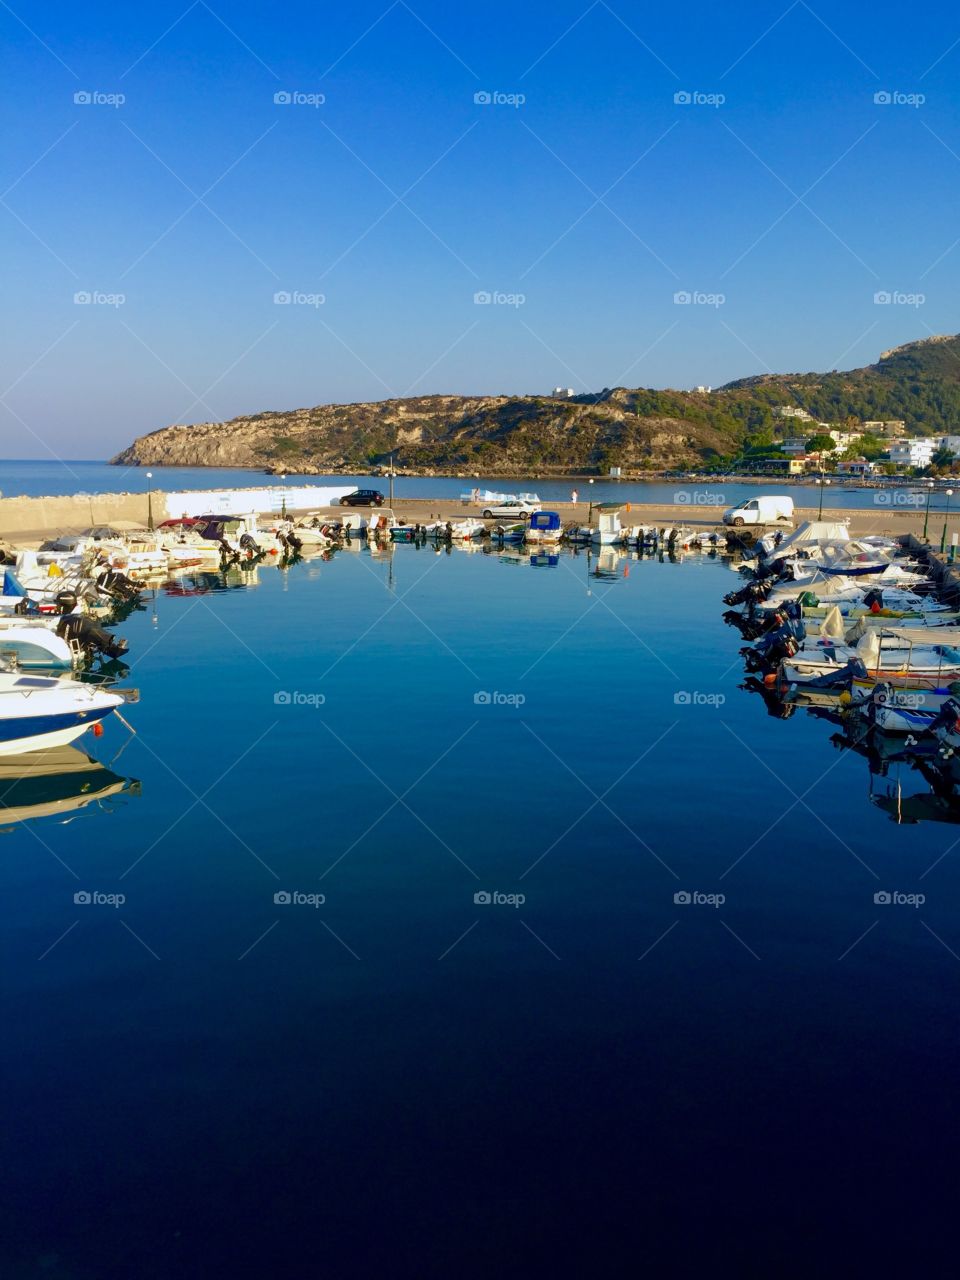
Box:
4;457;955;514
1;545;956;1276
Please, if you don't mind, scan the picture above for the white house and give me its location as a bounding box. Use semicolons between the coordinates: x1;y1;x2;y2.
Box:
828;429;863;450
836;457;875;477
551;387;576;399
774;406;814;421
941;435;960;455
887;438;936;469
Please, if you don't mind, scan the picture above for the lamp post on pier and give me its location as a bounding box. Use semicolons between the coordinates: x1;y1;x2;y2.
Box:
280;473;287;520
922;480;935;542
816;475;831;519
146;471;154;531
940;488;954;553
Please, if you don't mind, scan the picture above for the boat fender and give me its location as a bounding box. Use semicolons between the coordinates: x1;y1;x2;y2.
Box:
92;722;104;737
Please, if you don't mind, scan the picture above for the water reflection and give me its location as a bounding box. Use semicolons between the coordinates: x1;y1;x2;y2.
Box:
0;745;140;831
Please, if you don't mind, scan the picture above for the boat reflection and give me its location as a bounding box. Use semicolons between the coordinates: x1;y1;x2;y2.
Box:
0;744;140;831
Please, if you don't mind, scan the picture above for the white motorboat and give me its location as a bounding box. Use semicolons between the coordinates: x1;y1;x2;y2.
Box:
0;619;76;670
0;671;124;755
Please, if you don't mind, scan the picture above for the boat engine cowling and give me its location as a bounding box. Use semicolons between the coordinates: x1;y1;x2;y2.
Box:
95;567;140;602
57;612;129;660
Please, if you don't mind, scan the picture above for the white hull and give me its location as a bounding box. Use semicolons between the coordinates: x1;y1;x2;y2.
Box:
0;721;101;756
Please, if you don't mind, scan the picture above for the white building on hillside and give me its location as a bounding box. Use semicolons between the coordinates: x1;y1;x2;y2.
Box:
887;438;936;469
941;435;960;455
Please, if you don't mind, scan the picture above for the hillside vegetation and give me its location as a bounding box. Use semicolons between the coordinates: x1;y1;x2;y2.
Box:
111;334;960;475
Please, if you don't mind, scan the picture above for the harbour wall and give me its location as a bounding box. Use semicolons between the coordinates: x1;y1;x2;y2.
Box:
0;484;355;536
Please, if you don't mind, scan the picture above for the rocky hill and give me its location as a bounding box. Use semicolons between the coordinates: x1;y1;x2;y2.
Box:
111;334;960;474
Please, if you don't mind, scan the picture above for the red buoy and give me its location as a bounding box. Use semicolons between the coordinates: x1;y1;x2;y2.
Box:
92;722;104;737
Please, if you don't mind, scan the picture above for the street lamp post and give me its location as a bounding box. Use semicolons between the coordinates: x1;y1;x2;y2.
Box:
389;452;395;508
940;488;954;553
280;473;287;519
146;471;154;531
817;475;831;519
922;481;935;541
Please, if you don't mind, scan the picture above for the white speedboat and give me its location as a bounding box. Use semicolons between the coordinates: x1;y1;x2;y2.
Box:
0;619;76;670
0;671;124;755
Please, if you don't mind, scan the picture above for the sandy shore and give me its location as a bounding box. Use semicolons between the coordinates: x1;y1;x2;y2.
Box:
3;497;957;547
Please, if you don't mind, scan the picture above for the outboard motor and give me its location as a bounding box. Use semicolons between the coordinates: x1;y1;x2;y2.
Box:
95;566;140;602
741;619;805;672
239;532;261;557
55;588;79;614
57;613;129;661
863;588;884;611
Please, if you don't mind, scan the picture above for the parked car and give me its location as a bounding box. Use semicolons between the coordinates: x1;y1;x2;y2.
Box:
480;499;541;519
340;489;385;507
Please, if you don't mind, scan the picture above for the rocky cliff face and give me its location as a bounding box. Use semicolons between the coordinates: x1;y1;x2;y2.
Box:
111;390;738;475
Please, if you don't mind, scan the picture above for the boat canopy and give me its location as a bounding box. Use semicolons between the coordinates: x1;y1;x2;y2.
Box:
529;510;561;530
771;521;851;558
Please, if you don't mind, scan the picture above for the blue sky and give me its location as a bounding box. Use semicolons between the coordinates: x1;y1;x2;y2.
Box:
1;0;959;458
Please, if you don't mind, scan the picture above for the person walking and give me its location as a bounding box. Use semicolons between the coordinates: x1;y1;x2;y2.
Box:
571;488;579;504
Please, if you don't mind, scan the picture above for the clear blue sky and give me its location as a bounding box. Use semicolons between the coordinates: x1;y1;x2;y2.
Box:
1;0;958;458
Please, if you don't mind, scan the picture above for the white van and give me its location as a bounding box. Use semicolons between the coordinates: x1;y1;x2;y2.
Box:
722;495;795;527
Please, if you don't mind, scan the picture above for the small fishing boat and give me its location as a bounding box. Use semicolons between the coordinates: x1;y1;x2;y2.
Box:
526;511;563;545
591;506;622;546
490;522;526;543
366;508;399;539
0;671;125;756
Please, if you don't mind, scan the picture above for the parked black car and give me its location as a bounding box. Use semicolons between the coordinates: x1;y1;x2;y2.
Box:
340;489;385;507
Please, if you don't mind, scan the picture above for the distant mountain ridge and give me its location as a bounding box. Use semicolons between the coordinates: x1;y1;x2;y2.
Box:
111;333;960;474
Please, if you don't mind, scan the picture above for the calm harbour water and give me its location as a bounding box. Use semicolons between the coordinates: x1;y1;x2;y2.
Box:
1;542;958;1275
3;457;957;513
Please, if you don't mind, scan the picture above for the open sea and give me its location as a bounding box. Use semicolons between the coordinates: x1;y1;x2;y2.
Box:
2;457;957;513
1;535;958;1276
